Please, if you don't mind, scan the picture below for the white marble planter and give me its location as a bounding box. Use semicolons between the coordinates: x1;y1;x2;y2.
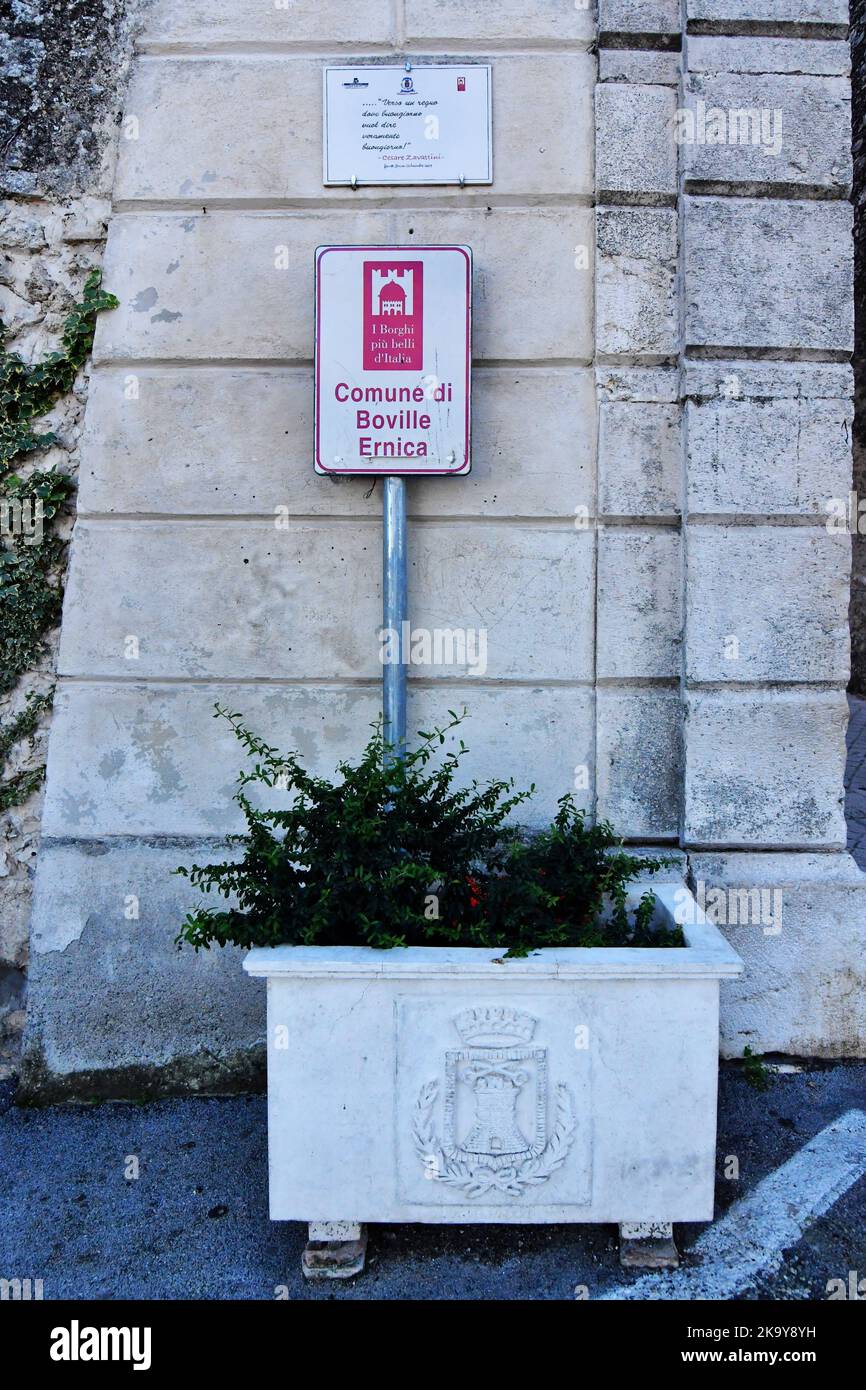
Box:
244;883;742;1273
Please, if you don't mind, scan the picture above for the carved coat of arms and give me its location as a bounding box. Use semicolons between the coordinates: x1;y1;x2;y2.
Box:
413;1006;576;1198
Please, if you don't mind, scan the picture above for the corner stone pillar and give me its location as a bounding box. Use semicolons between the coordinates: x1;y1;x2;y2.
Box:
597;0;866;1055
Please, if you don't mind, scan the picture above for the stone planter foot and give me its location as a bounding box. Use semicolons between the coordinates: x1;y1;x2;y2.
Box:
619;1222;679;1270
302;1222;367;1280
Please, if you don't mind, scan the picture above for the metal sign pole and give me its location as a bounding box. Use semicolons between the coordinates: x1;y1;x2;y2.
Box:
382;475;408;764
315;245;471;768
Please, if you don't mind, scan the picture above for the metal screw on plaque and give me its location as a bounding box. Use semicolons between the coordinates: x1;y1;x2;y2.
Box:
458;175;466;188
350;175;358;190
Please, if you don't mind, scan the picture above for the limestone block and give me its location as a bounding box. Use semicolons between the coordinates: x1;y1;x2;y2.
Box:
79;366;595;520
409;526;594;683
684;690;848;847
487;53;594;199
116;55;594;203
597;205;678;269
690;851;866;1058
599;400;681;516
681;73;851;193
303;1229;367;1279
405;0;595;41
599;0;681;35
686;394;854;516
57;521;592;682
596;208;678;358
141;0;395;48
597;365;679;403
308;1222;364;1243
61;197;111;242
0;879;32;970
40;682;594;837
620;1224;679;1267
686;526;850;683
20;840;265;1100
683;359;853;402
595;84;678;198
95;208;594;364
597;528;682;678
0;211;46;249
0;285;41;335
596;688;681;838
59;519;382;681
684;198;853;353
688;36;851;75
685;0;849;30
599;51;682;85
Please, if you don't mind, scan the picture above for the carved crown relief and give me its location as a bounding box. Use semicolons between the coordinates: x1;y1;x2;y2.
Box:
413;1006;576;1198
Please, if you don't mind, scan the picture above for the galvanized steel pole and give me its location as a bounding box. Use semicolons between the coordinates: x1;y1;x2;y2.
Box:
382;475;408;763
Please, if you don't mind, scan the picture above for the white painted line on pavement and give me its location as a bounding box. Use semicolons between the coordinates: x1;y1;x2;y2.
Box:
600;1109;866;1301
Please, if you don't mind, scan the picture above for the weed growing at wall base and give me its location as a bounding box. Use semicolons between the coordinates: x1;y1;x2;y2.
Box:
742;1046;773;1092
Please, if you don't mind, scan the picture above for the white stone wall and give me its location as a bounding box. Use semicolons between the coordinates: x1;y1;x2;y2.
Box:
18;0;864;1095
20;0;605;1097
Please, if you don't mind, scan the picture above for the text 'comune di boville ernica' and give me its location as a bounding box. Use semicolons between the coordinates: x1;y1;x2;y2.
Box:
333;379;456;457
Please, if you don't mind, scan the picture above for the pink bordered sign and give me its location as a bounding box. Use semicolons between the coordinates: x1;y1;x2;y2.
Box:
315;245;472;476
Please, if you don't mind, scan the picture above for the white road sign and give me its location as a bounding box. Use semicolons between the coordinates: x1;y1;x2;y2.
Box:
315;245;472;476
323;65;492;186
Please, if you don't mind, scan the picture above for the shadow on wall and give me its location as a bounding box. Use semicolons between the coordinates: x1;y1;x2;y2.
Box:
845;695;866;867
846;4;866;865
850;0;866;691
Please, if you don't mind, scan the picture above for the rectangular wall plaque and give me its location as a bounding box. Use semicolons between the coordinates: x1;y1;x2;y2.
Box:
315;245;472;476
323;65;493;186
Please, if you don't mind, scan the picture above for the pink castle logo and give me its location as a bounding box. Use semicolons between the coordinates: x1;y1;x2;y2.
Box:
363;261;423;371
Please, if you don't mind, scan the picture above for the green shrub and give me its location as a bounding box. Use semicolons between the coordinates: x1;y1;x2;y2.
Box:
176;706;682;957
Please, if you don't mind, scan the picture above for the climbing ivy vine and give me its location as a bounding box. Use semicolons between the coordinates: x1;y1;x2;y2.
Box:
0;268;118;809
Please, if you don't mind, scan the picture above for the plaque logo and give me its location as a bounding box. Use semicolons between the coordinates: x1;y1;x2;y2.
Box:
363;260;424;371
413;1006;576;1198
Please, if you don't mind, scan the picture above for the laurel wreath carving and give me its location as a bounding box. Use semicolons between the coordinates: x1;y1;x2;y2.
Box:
413;1078;577;1198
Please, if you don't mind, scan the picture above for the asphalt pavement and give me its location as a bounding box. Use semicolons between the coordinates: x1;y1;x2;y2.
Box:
1;1062;864;1300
